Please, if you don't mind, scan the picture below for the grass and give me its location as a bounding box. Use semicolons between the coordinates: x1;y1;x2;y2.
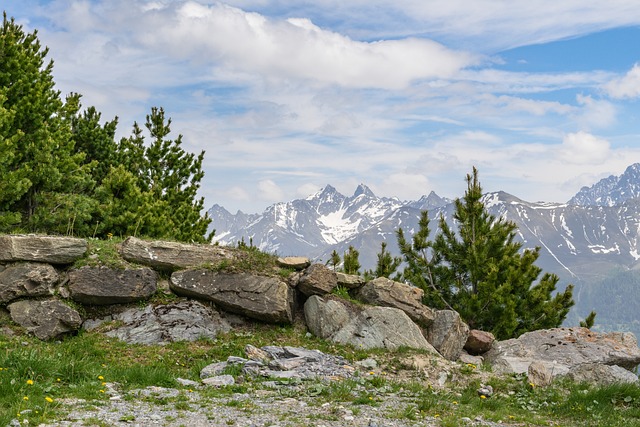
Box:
2;324;639;427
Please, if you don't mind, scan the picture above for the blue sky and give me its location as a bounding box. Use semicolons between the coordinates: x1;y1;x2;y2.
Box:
5;0;640;213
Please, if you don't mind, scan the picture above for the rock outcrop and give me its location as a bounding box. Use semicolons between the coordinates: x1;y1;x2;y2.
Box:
485;327;640;377
297;264;338;296
84;300;231;345
170;270;294;323
68;266;157;305
427;310;469;361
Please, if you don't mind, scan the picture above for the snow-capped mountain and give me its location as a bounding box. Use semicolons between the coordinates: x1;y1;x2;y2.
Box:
569;163;640;206
208;164;640;335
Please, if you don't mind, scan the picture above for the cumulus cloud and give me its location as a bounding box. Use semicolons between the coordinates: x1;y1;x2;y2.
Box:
376;173;430;201
135;2;477;89
559;132;611;165
604;64;640;99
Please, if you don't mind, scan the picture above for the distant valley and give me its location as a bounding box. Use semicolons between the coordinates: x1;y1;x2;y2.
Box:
208;163;640;336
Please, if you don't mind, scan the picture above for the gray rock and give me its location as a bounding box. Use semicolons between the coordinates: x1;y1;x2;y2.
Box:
276;257;310;270
458;351;484;366
528;361;553;387
202;375;235;387
87;300;231;345
8;298;82;340
485;327;640;377
0;235;87;264
304;295;351;339
297;264;338;296
68;266;157;305
331;306;438;352
427;310;470;361
336;272;365;289
170;270;294;323
566;363;639;386
176;378;200;387
464;329;495;355
200;362;228;379
355;277;434;327
0;262;59;303
477;384;493;398
120;236;235;271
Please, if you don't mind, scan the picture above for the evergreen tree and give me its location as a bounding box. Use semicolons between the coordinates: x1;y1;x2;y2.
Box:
342;246;361;275
115;107;212;242
0;14;95;234
399;168;574;339
327;250;341;271
372;241;402;279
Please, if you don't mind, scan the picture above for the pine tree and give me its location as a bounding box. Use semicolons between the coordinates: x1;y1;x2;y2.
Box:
342;246;361;275
0;14;95;234
371;241;402;279
327;250;341;271
399;168;575;339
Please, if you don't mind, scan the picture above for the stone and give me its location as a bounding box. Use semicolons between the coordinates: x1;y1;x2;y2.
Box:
200;362;228;379
297;264;338;296
355;277;435;327
458;352;484;366
336;272;365;289
176;378;199;387
0;262;59;303
85;300;231;345
527;361;553;387
170;270;294;323
0;235;87;264
477;384;493;398
566;363;639;385
245;344;272;363
120;236;235;271
464;330;495;355
202;375;235;387
331;306;439;352
276;257;310;270
8;298;82;340
485;327;640;377
427;310;470;361
304;295;351;339
68;266;157;305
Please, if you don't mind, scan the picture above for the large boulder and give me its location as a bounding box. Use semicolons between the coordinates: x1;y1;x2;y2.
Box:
297;264;338;296
68;266;157;305
355;277;435;327
0;262;59;303
170;270;294;323
566;363;639;386
8;298;82;340
427;310;469;361
0;235;87;264
336;272;365;289
485;327;640;377
120;237;235;270
304;295;438;352
83;300;231;345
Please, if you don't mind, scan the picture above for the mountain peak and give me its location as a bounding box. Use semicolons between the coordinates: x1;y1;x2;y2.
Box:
569;163;640;206
353;183;375;198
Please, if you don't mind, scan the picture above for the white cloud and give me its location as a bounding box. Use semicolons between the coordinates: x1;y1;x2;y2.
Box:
133;2;477;89
604;64;640;99
559;132;611;165
376;173;430;201
257;179;285;201
575;94;616;129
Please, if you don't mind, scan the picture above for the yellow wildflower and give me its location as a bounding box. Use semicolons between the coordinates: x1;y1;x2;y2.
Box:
26;379;34;385
45;397;54;403
23;396;28;401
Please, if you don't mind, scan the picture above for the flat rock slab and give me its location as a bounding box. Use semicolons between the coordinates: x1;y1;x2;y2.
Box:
170;270;294;323
485;327;640;376
0;262;59;303
0;235;87;264
68;266;157;305
8;298;82;340
84;300;231;345
120;237;235;270
276;257;310;270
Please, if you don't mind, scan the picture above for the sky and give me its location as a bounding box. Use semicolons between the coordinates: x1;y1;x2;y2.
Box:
5;0;640;213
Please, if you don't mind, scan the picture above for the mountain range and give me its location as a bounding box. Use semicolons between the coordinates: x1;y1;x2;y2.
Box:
208;163;640;335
